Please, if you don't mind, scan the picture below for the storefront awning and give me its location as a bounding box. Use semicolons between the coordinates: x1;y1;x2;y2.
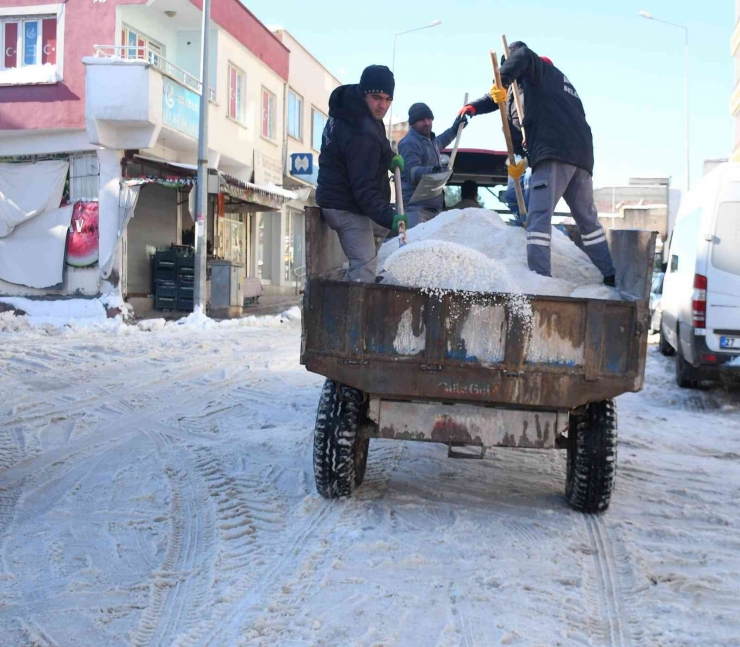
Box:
218;172;297;210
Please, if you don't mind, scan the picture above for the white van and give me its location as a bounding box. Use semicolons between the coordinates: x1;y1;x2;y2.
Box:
660;162;740;388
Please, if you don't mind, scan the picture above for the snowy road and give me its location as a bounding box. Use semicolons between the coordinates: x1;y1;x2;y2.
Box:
1;316;739;646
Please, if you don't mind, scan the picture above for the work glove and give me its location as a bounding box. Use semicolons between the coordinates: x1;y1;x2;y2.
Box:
431;165;443;173
389;154;405;172
392;212;408;232
458;104;476;117
507;158;527;180
489;84;507;104
452;114;468;130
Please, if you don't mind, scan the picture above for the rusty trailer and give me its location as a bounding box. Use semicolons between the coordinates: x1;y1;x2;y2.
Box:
301;207;657;513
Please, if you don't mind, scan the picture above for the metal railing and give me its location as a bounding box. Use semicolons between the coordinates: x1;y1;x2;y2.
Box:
293;265;307;295
93;45;215;100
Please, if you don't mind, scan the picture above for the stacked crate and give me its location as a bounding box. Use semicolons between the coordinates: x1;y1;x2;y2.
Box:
177;252;195;312
153;249;178;311
153;246;195;312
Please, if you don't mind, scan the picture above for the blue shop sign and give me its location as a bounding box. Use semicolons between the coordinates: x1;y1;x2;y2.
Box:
162;79;199;139
291;153;313;176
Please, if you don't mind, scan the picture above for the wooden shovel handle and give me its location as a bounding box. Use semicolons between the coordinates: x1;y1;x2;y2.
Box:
491;50;527;217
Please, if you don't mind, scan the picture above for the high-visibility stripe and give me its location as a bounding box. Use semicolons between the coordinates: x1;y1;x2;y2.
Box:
582;234;607;246
528;239;551;247
527;232;551;240
581;228;605;240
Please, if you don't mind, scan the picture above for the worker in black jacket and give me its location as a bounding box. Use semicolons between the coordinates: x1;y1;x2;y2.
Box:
316;65;407;282
460;43;615;285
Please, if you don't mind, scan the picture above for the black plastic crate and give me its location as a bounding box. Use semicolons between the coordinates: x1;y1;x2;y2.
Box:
177;299;194;312
154;269;177;283
155;281;178;298
155;296;176;311
178;285;194;297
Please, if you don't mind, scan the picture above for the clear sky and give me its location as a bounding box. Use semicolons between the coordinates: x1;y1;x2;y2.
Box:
246;0;733;193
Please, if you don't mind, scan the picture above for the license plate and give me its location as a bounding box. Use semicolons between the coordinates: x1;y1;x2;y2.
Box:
720;337;738;348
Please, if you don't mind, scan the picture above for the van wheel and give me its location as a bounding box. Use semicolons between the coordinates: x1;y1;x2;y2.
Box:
313;380;367;499
675;344;698;389
658;322;674;356
566;400;617;514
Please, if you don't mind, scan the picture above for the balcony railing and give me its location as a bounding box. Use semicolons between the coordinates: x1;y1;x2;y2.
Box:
93;45;215;100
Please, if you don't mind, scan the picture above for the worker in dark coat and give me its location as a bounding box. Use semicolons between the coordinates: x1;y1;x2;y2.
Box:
316;65;407;282
459;43;615;285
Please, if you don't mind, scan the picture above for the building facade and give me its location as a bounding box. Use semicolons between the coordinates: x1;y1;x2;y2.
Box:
0;0;336;312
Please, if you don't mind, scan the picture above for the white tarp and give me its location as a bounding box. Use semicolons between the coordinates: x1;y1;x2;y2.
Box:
0;160;69;237
0;204;74;288
100;183;140;279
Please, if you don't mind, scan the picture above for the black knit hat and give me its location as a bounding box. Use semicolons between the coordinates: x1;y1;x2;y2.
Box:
359;65;395;99
509;41;528;52
408;102;434;125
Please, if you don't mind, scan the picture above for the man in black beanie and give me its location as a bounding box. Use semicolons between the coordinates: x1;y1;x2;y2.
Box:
398;102;467;227
316;64;407;282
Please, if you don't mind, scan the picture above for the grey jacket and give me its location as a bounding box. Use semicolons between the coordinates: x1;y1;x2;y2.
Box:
398;125;457;211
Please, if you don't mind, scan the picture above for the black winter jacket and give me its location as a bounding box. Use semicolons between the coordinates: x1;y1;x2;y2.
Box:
470;86;526;157
470;46;594;174
316;84;396;229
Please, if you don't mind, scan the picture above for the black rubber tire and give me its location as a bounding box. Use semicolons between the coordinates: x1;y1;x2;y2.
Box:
675;344;698;389
566;400;618;514
658;322;675;356
313;379;367;499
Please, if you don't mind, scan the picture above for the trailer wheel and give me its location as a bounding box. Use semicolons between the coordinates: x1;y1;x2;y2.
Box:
675;345;698;389
313;379;367;499
658;322;675;356
566;399;617;514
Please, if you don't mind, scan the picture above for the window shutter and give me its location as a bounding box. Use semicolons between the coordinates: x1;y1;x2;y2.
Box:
4;22;18;69
42;18;56;65
229;67;237;119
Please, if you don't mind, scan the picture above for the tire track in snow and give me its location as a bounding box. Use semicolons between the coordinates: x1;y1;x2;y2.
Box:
129;431;216;647
583;515;640;647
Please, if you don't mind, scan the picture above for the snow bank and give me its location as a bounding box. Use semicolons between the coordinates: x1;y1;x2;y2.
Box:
0;297;108;327
0;297;301;337
380;208;612;299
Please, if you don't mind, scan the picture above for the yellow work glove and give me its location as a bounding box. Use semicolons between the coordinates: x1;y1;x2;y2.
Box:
489;84;507;104
507;159;527;180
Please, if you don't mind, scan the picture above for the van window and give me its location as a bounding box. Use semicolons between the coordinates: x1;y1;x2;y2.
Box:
670;255;679;273
712;201;740;276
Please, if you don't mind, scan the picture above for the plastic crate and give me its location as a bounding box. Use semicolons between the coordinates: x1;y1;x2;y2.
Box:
177;299;194;312
155;281;178;298
155;296;176;311
154;269;177;283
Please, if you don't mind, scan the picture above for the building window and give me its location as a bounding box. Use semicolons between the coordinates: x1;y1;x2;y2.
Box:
288;89;303;140
312;108;327;152
262;88;276;140
1;15;57;70
228;63;245;123
121;25;165;68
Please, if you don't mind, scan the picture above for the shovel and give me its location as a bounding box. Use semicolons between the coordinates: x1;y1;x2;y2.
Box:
491;51;527;218
408;93;468;205
393;166;407;247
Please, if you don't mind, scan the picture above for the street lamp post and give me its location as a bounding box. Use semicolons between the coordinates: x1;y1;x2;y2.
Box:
639;10;690;191
387;19;442;138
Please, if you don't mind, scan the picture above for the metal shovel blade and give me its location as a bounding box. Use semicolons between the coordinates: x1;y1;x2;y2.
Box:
408;169;453;204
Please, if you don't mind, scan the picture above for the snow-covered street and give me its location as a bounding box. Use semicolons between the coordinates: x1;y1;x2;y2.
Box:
1;316;739;646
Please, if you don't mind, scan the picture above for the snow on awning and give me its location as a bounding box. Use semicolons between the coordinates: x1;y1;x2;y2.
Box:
218;172;297;210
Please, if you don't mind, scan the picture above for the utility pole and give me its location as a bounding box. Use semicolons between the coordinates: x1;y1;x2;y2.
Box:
194;0;211;313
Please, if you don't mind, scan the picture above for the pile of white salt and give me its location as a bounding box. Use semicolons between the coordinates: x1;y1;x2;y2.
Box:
379;208;620;300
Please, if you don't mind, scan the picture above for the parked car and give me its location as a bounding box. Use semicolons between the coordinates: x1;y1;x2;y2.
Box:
660;162;740;388
650;272;664;333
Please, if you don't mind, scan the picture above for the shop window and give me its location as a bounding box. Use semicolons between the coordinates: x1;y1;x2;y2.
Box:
228;63;245;123
262;88;277;140
312;108;327;152
1;7;62;84
288;89;303;140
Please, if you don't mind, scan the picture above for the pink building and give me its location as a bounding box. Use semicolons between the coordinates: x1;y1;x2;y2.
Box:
0;0;314;313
